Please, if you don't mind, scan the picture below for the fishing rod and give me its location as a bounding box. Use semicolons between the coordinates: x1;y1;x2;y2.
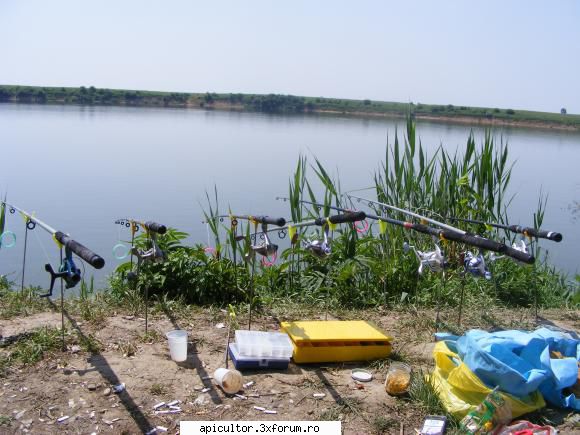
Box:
280;196;530;264
447;216;563;242
447;216;562;324
114;218;167;333
229;215;286;261
113;218;167;266
211;214;286;330
342;194;541;327
1;201;105;297
276;207;366;319
343;194;535;264
277;196;449;276
232;212;364;325
245;210;366;245
230;212;365;264
299;211;366;258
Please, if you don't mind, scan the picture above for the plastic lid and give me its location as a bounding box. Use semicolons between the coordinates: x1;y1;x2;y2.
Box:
351;369;373;382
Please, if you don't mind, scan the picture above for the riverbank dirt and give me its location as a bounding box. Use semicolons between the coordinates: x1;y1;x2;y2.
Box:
0;306;578;434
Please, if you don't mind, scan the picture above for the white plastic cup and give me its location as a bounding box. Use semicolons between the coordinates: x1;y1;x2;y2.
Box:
213;368;243;394
166;330;188;362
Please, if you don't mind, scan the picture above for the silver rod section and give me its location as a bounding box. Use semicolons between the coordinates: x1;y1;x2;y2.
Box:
344;194;465;234
1;201;58;234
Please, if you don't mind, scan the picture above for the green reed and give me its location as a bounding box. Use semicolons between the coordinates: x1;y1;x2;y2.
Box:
113;118;574;310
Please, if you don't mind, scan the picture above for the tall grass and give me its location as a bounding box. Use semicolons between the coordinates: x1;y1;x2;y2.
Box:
110;118;574;310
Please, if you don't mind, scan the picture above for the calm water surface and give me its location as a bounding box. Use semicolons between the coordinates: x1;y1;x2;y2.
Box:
1;103;578;289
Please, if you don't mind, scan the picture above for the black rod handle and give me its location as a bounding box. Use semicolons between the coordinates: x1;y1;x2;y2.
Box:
314;211;366;226
502;245;535;264
443;231;507;254
55;232;105;269
252;216;286;227
409;223;443;237
512;226;563;242
144;221;167;234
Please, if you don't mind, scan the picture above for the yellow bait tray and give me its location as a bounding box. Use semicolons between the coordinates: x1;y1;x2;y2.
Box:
280;320;393;363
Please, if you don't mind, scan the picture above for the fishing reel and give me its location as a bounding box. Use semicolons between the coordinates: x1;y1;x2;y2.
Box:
462;251;492;280
304;226;331;258
42;247;81;297
126;235;165;282
132;234;165;265
512;239;528;253
403;241;447;275
244;224;278;261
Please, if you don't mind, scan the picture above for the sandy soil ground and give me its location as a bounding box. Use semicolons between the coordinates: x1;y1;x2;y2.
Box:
0;306;578;434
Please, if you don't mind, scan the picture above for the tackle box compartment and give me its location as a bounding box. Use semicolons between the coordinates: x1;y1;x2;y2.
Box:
234;330;294;358
228;343;290;370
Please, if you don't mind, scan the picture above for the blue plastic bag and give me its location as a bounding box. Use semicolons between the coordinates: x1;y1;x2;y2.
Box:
449;328;580;410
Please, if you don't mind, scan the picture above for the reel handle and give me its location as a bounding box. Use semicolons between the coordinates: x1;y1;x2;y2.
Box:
315;211;366;225
511;225;562;242
145;221;167;235
55;232;105;269
41;263;82;298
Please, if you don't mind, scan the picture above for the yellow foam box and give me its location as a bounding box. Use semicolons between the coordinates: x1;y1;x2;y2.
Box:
280;320;393;363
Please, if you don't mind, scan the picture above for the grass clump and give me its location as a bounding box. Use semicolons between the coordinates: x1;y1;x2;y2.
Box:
318;396;364;421
76;332;102;353
408;370;457;429
150;383;169;396
371;415;397;434
117;341;138;357
0;286;52;319
137;329;163;344
0;327;62;376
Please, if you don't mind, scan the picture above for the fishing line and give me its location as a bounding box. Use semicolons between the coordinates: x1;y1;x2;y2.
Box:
206;222;212;251
20;223;29;292
3;201;104;298
114;218;166;333
60;247;65;350
32;223;53;265
458;262;467;327
248;220;258;330
113;221;130;260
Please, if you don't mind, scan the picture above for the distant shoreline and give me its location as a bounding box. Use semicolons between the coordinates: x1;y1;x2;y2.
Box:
1;84;578;132
314;109;580;131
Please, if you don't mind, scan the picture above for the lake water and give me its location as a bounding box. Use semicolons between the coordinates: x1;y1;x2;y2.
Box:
0;103;578;291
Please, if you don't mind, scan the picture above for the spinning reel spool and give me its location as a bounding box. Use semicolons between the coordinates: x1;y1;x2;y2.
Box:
403;241;447;275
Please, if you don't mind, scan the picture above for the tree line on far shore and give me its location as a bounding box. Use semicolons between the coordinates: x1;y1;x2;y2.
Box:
0;85;577;128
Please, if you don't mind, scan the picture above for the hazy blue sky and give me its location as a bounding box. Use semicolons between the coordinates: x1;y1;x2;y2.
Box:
1;1;578;113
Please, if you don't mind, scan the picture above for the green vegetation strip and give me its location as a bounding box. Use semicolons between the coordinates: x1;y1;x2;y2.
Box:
1;84;578;130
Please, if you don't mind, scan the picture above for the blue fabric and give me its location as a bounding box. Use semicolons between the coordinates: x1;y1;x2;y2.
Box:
449;328;580;410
